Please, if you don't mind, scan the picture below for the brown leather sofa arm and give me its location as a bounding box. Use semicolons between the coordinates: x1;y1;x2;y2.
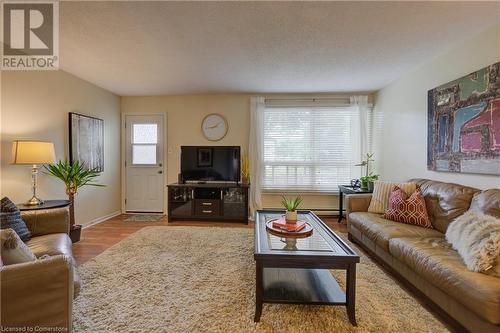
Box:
0;255;74;332
21;207;70;237
345;194;372;227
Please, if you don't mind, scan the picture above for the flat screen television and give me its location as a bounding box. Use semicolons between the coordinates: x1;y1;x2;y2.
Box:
180;146;240;182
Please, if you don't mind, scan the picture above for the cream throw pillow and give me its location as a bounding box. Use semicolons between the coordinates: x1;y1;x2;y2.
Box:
0;228;36;265
368;181;417;214
446;212;500;277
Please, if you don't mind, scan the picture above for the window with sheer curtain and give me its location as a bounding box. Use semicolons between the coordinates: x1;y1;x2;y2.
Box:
262;105;374;192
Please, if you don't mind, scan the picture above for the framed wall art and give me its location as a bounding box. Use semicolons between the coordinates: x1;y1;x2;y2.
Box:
69;112;104;172
427;62;499;175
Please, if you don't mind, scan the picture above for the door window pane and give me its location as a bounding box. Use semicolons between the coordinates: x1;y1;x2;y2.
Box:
133;124;157;144
132;145;157;165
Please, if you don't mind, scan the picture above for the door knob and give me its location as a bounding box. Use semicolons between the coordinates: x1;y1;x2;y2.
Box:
158;170;163;174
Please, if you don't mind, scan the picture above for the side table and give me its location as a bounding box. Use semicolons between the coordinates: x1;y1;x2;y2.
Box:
16;200;70;211
337;185;373;223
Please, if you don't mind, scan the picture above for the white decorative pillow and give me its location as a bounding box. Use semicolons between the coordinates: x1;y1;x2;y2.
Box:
0;228;36;265
368;181;417;214
446;212;500;277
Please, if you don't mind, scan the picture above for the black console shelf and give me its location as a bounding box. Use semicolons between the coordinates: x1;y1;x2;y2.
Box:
167;183;249;224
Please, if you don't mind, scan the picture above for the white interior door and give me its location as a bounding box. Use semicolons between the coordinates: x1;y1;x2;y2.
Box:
125;115;165;212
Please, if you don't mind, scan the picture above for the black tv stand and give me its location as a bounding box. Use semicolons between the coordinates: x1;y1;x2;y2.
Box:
167;182;249;223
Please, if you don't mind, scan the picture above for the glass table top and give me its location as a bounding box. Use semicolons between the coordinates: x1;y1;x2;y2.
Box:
259;211;348;254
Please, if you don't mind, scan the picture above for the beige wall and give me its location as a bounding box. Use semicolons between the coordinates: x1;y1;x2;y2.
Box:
121;95;339;211
1;70;121;226
121;94;250;184
375;24;500;190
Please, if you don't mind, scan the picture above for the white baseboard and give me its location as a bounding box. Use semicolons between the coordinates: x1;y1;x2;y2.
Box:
123;212;165;215
83;210;121;229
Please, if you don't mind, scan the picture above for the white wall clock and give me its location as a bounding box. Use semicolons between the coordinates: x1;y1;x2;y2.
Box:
201;113;228;141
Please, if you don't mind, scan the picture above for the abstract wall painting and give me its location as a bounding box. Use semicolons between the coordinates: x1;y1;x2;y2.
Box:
69;112;104;172
428;62;500;175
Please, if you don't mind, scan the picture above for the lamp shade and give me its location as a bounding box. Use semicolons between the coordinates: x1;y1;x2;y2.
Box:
11;140;56;165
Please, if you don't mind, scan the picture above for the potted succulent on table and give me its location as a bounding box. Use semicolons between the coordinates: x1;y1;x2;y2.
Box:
281;196;303;223
44;160;105;243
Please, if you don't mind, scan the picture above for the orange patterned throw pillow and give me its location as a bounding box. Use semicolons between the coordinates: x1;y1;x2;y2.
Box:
383;186;432;228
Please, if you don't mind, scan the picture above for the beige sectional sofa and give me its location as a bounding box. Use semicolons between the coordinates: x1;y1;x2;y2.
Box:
1;207;80;332
346;178;500;333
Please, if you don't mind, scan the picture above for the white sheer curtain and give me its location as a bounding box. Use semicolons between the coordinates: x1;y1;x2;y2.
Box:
350;96;369;178
249;96;265;217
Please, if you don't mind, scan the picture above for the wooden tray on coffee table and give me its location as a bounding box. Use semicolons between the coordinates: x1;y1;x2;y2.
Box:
265;219;313;238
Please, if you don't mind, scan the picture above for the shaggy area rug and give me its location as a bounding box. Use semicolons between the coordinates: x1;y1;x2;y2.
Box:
73;227;449;332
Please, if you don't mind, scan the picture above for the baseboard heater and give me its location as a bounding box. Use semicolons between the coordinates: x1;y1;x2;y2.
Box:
263;208;341;216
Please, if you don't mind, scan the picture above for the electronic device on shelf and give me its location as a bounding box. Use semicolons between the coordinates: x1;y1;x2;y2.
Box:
180;146;240;183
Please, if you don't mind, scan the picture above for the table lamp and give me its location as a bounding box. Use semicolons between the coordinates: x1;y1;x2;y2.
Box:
11;140;56;205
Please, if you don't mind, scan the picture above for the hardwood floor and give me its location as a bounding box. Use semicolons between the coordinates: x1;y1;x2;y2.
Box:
72;214;347;265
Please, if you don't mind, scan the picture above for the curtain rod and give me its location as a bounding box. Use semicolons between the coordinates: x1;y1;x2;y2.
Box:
264;100;374;108
265;97;351;102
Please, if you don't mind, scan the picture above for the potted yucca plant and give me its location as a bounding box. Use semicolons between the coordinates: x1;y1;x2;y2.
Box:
281;196;303;223
44;160;105;242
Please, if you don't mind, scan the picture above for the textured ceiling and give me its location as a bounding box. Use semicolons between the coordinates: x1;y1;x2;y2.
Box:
59;1;500;96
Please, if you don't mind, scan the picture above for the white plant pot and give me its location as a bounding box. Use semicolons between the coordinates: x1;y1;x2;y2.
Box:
285;211;297;223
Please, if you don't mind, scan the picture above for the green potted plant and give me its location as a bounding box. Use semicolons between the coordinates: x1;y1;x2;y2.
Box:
360;174;379;191
44;160;105;242
281;196;303;223
356;153;378;190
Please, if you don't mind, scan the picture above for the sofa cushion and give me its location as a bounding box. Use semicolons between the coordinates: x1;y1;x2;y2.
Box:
348;212;443;251
368;181;416;213
0;228;37;265
445;212;500;277
469;189;500;218
21;207;70;237
0;197;31;242
383;187;432;228
409;179;479;233
26;233;74;261
389;237;500;324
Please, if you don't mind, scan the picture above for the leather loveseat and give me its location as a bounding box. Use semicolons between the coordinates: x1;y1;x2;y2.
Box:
0;206;81;332
346;179;500;333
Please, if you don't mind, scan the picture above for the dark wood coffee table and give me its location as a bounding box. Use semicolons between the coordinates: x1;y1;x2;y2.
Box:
254;210;360;325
